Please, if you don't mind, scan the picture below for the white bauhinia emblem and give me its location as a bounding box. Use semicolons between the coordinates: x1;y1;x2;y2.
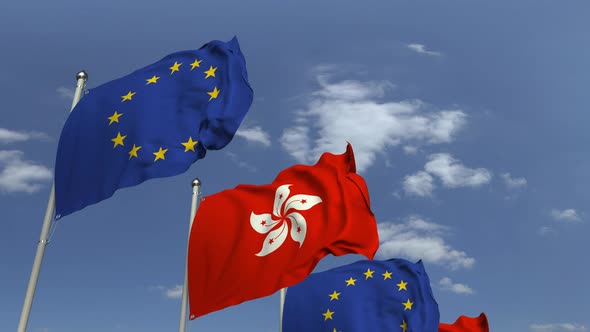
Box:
250;184;323;257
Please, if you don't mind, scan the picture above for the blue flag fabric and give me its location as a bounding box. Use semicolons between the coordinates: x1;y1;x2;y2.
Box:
54;37;253;219
282;258;440;332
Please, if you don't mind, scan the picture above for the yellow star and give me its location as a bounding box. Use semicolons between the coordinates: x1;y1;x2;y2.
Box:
400;320;408;332
181;137;198;152
190;59;202;70
322;309;334;321
382;270;392;280
111;132;126;148
402;299;413;311
345;277;356;286
363;268;374;279
397;280;408;291
128;144;142;159
169;61;182;74
328;291;340;301
108;111;123;125
146;75;160;84
121;91;136;102
207;86;220;101
153;147;168;161
204;66;217;78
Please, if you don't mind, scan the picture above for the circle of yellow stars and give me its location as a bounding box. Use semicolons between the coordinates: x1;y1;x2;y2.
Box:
321;267;414;332
108;57;220;161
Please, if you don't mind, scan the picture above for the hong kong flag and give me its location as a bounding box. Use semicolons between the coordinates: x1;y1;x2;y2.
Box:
439;313;489;332
187;143;379;319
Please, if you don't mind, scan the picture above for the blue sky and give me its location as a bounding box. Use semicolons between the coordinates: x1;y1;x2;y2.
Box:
1;1;589;331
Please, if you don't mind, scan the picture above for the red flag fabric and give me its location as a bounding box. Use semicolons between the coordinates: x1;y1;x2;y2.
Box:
187;143;379;319
439;313;489;332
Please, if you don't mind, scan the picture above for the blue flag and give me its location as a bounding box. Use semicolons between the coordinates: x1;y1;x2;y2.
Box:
282;259;440;332
54;37;253;219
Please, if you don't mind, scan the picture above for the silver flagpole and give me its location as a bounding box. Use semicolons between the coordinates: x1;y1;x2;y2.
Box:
279;288;286;332
17;71;88;332
179;178;201;332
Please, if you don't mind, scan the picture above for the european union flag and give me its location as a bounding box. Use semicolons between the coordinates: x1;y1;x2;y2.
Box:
54;37;253;219
282;259;440;332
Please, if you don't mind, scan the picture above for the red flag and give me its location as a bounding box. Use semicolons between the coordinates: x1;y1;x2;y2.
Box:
439;313;489;332
187;143;379;319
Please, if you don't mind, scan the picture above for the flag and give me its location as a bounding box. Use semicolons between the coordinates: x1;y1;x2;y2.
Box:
282;258;440;332
187;143;379;319
54;37;253;219
439;313;489;332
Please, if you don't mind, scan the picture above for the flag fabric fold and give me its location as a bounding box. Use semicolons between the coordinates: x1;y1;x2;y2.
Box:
187;143;380;319
439;313;489;332
54;36;253;219
282;258;440;332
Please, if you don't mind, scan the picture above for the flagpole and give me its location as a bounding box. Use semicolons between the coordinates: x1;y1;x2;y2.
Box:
179;178;201;332
17;71;88;332
279;287;286;332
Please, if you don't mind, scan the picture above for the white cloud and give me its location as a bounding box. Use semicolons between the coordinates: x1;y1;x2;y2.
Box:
56;86;74;99
165;285;183;299
377;216;475;269
281;126;311;163
151;285;183;299
530;323;588;331
235;126;271;147
280;71;466;172
407;43;441;56
551;209;581;222
424;153;492;188
313;76;393;101
225;152;257;172
0;150;52;193
538;226;553;235
402;154;491;197
403;146;418;154
501;172;527;189
403;171;435;197
406;217;448;232
439;277;474;295
0;128;49;144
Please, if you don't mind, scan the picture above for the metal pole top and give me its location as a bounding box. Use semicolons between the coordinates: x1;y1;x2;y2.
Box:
76;71;88;81
192;178;201;188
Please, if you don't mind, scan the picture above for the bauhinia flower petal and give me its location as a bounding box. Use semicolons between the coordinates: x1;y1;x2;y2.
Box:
250;212;275;234
287;212;307;247
255;222;288;257
284;194;322;213
273;184;292;217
